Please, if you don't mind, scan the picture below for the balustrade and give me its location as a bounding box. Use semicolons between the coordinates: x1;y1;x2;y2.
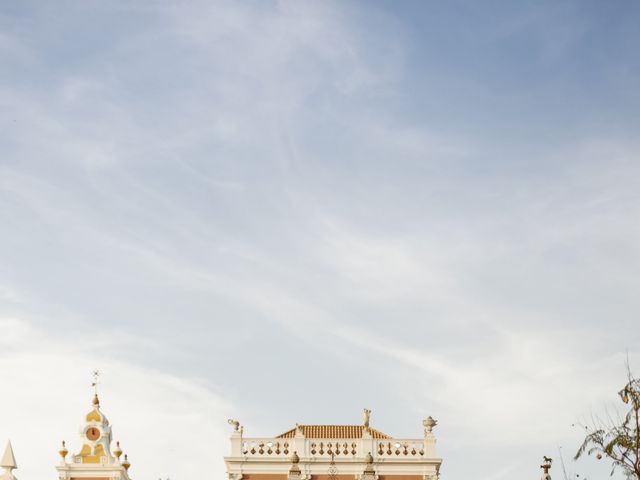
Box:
238;438;426;459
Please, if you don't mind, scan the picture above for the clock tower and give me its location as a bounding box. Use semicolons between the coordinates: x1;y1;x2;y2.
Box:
56;391;132;480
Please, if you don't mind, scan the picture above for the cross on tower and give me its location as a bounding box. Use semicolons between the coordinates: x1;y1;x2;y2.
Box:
91;370;100;394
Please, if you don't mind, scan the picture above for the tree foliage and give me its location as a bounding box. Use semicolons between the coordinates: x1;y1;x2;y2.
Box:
575;367;640;479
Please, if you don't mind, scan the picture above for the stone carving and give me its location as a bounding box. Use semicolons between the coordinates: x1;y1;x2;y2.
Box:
423;416;437;433
364;452;375;473
289;451;301;476
227;419;240;432
540;456;552;480
363;409;371;428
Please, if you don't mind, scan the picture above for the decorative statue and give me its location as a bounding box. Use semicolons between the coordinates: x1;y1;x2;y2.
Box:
423;416;438;433
540;456;552;480
227;419;240;432
363;409;371;428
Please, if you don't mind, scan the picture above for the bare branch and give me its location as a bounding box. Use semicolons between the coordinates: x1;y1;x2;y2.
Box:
575;366;640;479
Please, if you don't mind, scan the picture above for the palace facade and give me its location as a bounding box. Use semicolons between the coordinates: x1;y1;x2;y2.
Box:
0;387;559;480
224;410;442;480
1;389;444;480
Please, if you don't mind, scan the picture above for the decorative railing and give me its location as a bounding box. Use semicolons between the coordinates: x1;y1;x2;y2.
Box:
376;440;425;457
309;441;358;456
237;438;428;459
242;439;291;457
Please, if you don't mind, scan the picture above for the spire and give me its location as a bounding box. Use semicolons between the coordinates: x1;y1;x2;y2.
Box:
0;441;17;480
0;442;16;470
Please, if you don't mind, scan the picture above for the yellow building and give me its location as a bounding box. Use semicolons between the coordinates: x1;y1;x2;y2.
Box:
56;392;132;480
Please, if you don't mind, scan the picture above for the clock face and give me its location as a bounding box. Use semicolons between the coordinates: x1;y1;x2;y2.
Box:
86;427;101;441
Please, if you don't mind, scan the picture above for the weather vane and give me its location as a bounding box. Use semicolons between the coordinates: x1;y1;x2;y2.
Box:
92;369;100;394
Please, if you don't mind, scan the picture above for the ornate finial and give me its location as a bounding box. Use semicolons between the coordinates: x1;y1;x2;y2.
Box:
113;441;122;459
91;370;100;392
122;454;131;471
362;409;371;429
58;441;68;460
364;452;375;474
289;451;301;475
91;370;100;406
423;416;437;433
227;419;240;432
1;441;17;472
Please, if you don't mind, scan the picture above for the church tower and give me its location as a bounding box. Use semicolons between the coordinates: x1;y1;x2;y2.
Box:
56;389;132;480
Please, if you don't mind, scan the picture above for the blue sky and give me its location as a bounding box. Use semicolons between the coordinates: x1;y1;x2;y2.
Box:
1;1;639;480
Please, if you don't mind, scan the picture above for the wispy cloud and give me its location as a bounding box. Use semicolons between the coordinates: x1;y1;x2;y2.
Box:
1;1;639;480
0;318;231;480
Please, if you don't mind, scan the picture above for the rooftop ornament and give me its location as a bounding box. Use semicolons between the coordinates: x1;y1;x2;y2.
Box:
364;452;375;475
228;419;240;432
122;454;131;471
289;451;301;475
113;441;123;460
540;456;552;480
0;441;17;480
58;441;68;462
423;416;438;434
363;409;371;429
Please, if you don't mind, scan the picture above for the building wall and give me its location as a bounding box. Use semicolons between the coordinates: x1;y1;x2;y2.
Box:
309;475;356;480
240;475;287;480
378;476;424;480
309;476;425;480
70;477;111;480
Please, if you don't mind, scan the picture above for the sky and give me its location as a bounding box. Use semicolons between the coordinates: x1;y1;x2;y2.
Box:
1;1;640;479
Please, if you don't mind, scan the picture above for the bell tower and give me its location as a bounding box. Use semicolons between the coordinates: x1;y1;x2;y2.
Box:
56;378;132;480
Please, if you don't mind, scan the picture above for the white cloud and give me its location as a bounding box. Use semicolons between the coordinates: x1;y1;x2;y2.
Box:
1;2;639;480
0;318;231;480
